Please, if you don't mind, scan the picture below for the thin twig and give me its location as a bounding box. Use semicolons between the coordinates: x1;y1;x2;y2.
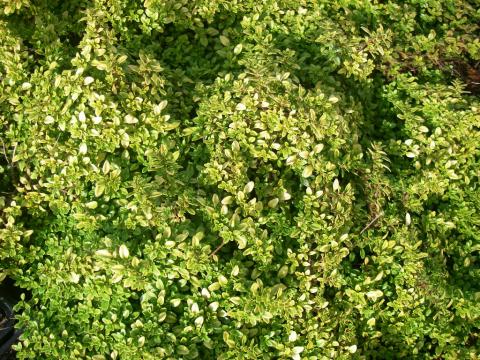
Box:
11;142;17;163
360;212;383;234
209;240;225;258
53;133;61;148
0;138;9;164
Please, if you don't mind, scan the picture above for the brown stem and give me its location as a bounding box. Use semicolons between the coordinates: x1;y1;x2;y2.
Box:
209;240;225;258
360;212;383;234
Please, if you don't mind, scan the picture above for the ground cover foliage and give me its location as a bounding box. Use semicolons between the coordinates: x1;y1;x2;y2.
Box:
0;0;479;358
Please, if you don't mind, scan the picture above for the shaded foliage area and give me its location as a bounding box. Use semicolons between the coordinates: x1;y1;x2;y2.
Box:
0;0;479;359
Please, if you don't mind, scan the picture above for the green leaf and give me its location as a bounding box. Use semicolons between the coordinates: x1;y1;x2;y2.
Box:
302;165;313;178
233;43;243;54
95;183;105;197
219;35;230;46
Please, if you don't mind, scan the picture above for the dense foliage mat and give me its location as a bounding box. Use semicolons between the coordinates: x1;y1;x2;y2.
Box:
1;0;479;359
